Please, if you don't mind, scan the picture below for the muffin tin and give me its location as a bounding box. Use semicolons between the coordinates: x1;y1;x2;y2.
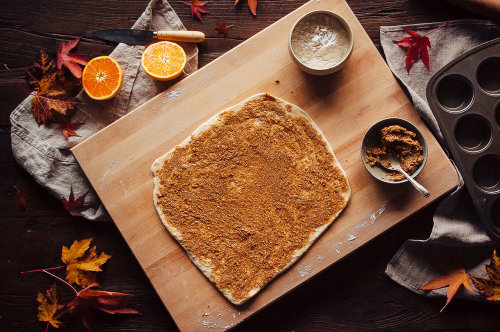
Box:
426;37;500;242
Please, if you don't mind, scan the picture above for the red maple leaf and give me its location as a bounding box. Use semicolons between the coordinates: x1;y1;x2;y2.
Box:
215;21;234;36
234;0;257;16
180;1;210;22
63;186;89;217
59;118;83;140
57;38;89;78
393;22;447;73
67;287;139;332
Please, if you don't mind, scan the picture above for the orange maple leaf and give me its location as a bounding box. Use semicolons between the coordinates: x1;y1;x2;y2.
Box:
422;261;473;312
59;118;83;140
25;50;80;125
61;238;111;288
470;250;500;302
234;0;257;16
37;284;65;330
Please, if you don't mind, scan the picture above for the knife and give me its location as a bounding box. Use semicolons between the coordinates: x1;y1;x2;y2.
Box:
89;29;206;45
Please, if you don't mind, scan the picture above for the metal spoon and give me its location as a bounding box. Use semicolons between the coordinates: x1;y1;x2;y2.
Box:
383;154;430;198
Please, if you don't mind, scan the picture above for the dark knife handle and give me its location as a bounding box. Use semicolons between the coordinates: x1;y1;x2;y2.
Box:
155;31;205;43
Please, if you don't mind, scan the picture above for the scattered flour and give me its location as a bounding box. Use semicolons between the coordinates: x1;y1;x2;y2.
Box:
370;204;386;224
100;160;116;178
150;266;167;271
119;180;129;197
200;320;216;328
164;88;185;101
297;264;313;277
344;203;387;244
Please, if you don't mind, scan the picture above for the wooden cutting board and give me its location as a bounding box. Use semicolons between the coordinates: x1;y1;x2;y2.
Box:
72;0;459;330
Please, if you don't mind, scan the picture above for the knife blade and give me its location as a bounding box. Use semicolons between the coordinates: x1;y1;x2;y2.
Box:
89;29;205;45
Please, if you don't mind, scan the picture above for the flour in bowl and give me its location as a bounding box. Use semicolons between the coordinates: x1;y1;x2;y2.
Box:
291;13;350;70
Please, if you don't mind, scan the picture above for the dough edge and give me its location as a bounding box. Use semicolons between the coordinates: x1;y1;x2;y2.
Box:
151;93;351;305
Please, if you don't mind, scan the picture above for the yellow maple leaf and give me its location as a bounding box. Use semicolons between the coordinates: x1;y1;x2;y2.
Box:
470;250;500;302
37;284;64;328
61;238;92;264
66;267;98;288
61;238;111;288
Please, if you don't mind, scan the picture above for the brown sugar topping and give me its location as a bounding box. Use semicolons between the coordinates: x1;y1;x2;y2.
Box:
155;95;349;303
365;125;424;181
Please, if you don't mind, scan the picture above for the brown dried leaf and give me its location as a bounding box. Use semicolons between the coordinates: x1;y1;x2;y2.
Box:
26;50;80;125
470;250;500;302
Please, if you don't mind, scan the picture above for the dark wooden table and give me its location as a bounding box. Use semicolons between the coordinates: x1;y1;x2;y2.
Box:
1;1;499;331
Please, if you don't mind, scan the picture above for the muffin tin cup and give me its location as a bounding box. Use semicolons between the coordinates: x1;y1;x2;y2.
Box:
427;37;500;242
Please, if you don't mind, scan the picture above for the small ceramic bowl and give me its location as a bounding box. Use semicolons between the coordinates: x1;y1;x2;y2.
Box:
361;118;428;184
288;10;353;75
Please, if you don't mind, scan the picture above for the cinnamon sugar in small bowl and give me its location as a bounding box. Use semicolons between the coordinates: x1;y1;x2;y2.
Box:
288;10;353;75
361;118;428;184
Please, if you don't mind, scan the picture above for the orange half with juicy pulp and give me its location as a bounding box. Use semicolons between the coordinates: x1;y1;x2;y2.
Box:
82;56;124;100
141;41;187;81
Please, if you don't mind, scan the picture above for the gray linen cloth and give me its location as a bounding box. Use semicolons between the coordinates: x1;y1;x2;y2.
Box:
381;20;499;301
10;0;198;221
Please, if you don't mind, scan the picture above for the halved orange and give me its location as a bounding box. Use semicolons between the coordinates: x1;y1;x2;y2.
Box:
141;41;187;81
82;56;123;100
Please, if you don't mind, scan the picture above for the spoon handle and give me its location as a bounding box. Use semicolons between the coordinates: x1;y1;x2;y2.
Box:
399;168;430;198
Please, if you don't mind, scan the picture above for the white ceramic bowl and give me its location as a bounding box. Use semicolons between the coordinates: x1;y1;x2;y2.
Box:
288;10;353;75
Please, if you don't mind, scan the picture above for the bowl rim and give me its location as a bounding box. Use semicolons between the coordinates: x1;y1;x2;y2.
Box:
288;10;354;75
360;117;428;184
